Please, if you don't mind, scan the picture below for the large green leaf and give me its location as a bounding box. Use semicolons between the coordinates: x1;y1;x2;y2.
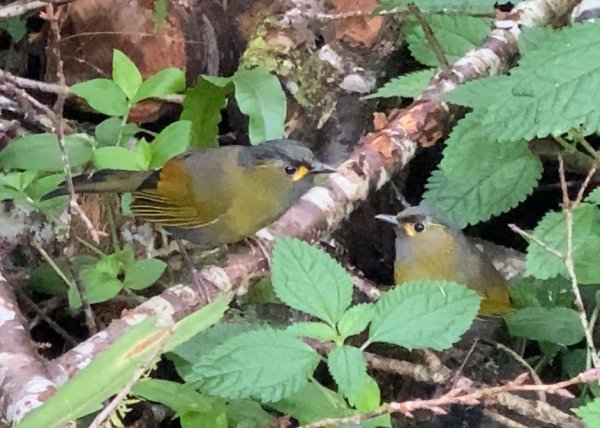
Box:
327;345;369;405
525;204;600;284
506;307;584;346
0;133;93;171
148;120;191;168
375;0;498;14
71;78;129;116
133;68;186;102
573;397;600;427
232;67;286;144
189;328;320;402
112;49;142;101
272;238;353;326
362;69;436;99
369;281;480;350
423;113;542;227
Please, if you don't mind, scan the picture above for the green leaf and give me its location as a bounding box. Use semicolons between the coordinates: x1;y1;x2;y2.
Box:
352;376;382;412
405;15;491;67
270;382;353;425
508;276;572;309
232;67;286;144
586;187;600;205
445;22;600;141
133;68;186;102
525;204;600;284
93;146;148;171
112;49;143;100
337;304;374;339
0;133;93;171
0;170;37;191
189;328;319;402
375;0;498;14
362;69;436;99
327;345;369;404
79;266;123;305
148;120;191;168
369;281;480;350
181;77;230;148
0;17;26;41
574;398;600;427
423;113;542;227
225;399;276;428
132;379;213;414
71;78;129;116
506;307;585;346
272;238;353;326
180;409;227;428
286;322;337;341
18;317;166;427
123;258;167;290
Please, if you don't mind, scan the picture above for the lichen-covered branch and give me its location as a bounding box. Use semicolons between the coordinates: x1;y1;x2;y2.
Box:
0;270;56;423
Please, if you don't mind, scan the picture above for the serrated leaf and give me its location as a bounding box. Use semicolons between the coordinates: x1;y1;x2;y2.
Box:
369;281;480;350
287;322;337;341
189;328;319;402
226;399;276;428
133;68;186;102
362;69;436;99
574;398;600;427
337;304;374;339
232;67;286;144
327;345;369;404
586;187;600;205
423;113;542;227
508;276;572;309
506;307;584;346
0;17;26;41
525;204;600;284
405;15;491;67
375;0;498;14
112;49;142;100
181;77;230;148
272;238;353;326
0;133;93;172
71;78;129;116
123;258;167;290
445;22;600;141
148;120;191;168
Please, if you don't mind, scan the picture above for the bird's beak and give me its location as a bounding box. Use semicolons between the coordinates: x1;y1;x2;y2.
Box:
375;214;399;225
310;161;336;174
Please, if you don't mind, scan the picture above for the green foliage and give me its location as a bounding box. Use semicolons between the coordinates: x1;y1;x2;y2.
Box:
337;303;375;339
446;23;600;141
506;307;584;346
404;15;491;67
286;321;338;341
509;276;573;309
147;120;191;168
422;114;543;227
574;398;600;428
525;204;600;284
181;77;229;148
369;280;480;350
587;187;600;205
188;328;320;402
0;16;27;42
272;237;353;326
362;69;436;100
327;345;370;405
0;133;94;172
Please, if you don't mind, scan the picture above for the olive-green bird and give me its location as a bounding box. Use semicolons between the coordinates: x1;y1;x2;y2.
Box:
376;206;511;316
43;139;334;249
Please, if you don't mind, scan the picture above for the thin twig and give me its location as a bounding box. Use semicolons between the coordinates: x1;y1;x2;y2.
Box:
496;342;545;402
300;369;600;427
406;3;450;70
507;224;563;259
559;155;600;368
482;409;528;428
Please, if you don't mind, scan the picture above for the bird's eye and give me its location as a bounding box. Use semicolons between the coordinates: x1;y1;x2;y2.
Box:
413;222;426;233
284;165;297;176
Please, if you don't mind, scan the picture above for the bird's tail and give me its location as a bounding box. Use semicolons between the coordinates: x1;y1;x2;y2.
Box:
42;170;153;200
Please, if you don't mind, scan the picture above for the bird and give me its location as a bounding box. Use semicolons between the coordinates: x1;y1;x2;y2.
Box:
43;139;335;249
376;205;512;316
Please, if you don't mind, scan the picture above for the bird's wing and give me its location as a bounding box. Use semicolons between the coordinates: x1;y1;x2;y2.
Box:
131;156;226;228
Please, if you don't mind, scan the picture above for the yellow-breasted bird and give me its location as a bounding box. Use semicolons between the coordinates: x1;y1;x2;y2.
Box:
376;206;511;316
43;139;334;249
